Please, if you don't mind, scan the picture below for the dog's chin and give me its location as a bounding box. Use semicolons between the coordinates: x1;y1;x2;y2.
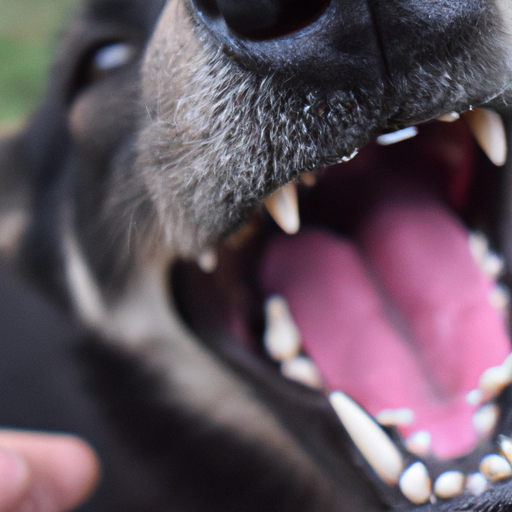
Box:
171;110;512;508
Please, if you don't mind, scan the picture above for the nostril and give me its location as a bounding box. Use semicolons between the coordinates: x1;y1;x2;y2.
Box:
194;0;330;40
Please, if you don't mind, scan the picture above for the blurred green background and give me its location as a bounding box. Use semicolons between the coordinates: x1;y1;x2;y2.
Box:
0;0;78;132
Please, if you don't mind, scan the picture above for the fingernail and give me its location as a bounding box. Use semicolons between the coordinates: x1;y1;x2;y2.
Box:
0;447;29;508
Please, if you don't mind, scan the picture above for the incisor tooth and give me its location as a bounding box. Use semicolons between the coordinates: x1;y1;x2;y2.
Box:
375;408;414;427
464;108;507;166
399;462;432;504
479;454;512;482
434;471;465;499
466;389;484;406
376;126;418;146
197;248;218;273
498;435;512;464
329;391;404;485
466;473;488;496
478;364;512;396
263;295;301;361
437;112;460;122
472;404;499;436
406;431;432;456
280;356;323;389
264;182;300;234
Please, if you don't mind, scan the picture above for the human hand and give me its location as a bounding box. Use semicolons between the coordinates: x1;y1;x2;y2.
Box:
0;430;100;512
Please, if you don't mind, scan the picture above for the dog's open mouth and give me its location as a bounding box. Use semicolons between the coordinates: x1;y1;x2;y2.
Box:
172;109;512;504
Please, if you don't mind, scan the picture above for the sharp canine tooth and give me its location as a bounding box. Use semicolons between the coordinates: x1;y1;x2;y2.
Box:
264;182;300;234
480;454;512;482
280;356;323;389
399;462;432;504
479;364;512;396
437;112;460;122
329;391;404;485
197;248;218;273
472;404;499;436
376;126;418;146
434;471;465;499
375;408;415;426
464;108;507;166
466;473;488;496
264;295;301;361
406;431;432;456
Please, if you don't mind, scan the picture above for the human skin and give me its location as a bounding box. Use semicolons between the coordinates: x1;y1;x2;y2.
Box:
0;431;100;512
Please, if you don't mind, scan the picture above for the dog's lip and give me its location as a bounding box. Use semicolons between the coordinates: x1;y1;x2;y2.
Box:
171;109;512;508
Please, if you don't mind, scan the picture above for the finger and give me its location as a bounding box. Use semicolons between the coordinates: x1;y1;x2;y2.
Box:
0;447;29;511
0;431;100;512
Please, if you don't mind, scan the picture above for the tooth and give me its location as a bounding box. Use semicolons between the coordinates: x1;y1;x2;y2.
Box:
472;404;499;436
478;364;512;396
280;356;323;389
299;172;317;187
468;232;489;266
376;126;418;146
375;408;415;427
466;473;488;496
263;295;301;361
437;112;460;122
479;454;512;482
434;471;465;499
489;285;510;313
405;431;432;456
264;182;300;234
464;108;507;166
482;253;505;280
399;462;432;504
329;391;404;485
466;389;484;406
498;435;512;464
197;248;218;273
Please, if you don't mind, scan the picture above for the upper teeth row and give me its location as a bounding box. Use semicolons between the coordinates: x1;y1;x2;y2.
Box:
262;108;507;237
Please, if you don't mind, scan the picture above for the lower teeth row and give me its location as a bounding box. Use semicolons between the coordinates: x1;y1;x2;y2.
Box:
262;294;512;504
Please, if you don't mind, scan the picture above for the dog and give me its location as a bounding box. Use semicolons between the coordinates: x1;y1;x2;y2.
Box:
2;0;512;510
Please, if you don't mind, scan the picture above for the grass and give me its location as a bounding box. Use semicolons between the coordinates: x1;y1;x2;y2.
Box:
0;0;78;128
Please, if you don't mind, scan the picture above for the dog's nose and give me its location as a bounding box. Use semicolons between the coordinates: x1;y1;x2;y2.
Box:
191;0;384;89
213;0;329;39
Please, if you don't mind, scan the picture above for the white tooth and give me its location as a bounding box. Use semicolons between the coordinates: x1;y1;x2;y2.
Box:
502;353;512;373
437;112;460;122
466;389;484;406
472;403;499;436
469;232;489;266
482;253;505;280
434;471;465;499
479;364;512;396
466;473;488;496
263;295;301;361
329;391;404;485
479;454;512;482
399;462;432;504
264;182;300;234
300;172;317;187
280;356;323;389
375;408;415;427
464;108;507;166
197;248;218;273
376;126;418;146
498;435;512;464
489;285;510;313
405;431;432;456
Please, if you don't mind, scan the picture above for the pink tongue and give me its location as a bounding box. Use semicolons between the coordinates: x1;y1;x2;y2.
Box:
259;196;510;458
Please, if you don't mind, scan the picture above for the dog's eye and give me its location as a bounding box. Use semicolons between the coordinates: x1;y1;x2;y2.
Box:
69;41;137;100
90;42;137;79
